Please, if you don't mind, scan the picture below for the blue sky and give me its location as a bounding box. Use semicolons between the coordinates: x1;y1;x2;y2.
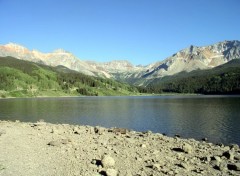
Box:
0;0;240;65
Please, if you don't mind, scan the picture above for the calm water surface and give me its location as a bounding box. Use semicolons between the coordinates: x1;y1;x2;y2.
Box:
0;95;240;145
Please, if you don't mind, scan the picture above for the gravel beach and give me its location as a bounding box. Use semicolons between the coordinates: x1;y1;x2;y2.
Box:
0;120;240;176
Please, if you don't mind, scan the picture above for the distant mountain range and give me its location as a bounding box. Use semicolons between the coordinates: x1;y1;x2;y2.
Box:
0;40;240;86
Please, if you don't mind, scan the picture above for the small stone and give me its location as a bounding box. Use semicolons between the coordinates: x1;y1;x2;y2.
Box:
223;146;230;151
229;144;239;150
234;154;240;160
180;162;191;171
202;138;208;142
48;140;61;147
175;134;180;138
135;156;142;161
151;164;161;171
210;160;220;168
106;168;118;176
182;143;193;154
202;156;211;162
213;156;222;163
111;128;128;134
101;155;115;168
86;126;94;134
94;126;105;135
216;143;224;147
73;127;81;134
219;161;228;171
91;159;97;165
140;144;147;148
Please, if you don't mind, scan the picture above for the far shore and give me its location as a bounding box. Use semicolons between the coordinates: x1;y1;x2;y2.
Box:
0;93;216;100
0;120;239;175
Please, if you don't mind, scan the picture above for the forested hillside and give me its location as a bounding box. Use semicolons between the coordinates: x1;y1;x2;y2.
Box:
0;57;140;98
147;59;240;94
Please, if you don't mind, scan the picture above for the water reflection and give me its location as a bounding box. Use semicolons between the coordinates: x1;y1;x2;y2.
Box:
0;96;240;145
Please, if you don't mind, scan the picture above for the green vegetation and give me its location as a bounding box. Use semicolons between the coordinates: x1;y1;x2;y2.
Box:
147;59;240;94
0;56;140;98
1;56;239;97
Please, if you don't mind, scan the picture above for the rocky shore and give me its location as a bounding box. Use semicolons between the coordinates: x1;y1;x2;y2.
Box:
0;120;240;176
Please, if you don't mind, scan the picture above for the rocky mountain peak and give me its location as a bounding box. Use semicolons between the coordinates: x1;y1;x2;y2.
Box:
52;49;70;54
207;40;240;53
4;43;29;52
180;45;199;55
106;60;133;67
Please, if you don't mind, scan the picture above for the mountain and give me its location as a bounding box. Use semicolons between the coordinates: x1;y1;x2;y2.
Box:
0;43;143;78
0;40;240;86
136;40;240;81
0;56;140;98
0;43;103;76
147;59;240;94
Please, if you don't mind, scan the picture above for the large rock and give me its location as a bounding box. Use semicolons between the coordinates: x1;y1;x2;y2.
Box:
182;143;193;154
228;163;240;171
94;126;105;135
222;150;234;160
106;168;118;176
101;155;115;168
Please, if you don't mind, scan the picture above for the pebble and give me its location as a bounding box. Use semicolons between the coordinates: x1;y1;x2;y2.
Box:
48;140;62;147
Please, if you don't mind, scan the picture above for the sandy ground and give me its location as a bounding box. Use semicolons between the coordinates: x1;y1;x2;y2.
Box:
0;120;240;176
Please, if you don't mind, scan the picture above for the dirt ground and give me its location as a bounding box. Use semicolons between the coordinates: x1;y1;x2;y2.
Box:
0;120;239;176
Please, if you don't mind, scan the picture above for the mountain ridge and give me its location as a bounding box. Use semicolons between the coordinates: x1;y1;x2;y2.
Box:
0;56;140;98
0;40;240;85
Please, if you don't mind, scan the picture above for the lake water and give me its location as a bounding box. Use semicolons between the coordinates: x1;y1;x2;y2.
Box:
0;95;240;145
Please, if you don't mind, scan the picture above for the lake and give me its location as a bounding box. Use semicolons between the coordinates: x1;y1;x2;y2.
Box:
0;95;240;145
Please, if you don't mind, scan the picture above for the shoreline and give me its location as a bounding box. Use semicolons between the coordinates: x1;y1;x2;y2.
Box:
1;93;238;100
0;120;239;175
